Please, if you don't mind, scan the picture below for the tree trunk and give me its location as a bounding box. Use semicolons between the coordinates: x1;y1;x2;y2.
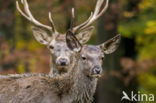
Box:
0;0;15;51
94;0;138;103
59;0;74;30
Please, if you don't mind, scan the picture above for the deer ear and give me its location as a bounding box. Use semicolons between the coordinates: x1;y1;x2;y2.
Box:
76;26;94;44
99;34;121;54
66;30;82;52
31;26;51;45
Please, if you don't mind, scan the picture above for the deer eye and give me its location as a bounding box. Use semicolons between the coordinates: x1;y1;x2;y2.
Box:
101;56;104;60
82;56;86;60
49;45;54;49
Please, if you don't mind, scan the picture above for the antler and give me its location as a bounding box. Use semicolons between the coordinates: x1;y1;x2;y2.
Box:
70;8;75;29
16;0;58;34
72;0;109;33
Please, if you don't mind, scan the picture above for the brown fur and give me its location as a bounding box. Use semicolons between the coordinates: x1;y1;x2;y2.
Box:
0;52;97;103
55;35;66;42
48;35;74;76
31;26;94;77
0;34;120;103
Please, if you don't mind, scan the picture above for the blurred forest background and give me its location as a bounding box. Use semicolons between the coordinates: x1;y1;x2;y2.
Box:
0;0;156;103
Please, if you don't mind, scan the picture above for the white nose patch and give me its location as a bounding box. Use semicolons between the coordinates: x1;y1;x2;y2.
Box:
56;56;70;65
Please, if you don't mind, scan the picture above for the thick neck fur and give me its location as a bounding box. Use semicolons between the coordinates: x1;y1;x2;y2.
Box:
49;56;58;76
62;54;98;103
0;54;98;103
49;56;74;77
49;56;65;76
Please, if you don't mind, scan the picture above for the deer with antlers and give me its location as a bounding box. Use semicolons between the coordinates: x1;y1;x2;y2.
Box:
0;28;120;103
0;0;121;103
15;0;109;76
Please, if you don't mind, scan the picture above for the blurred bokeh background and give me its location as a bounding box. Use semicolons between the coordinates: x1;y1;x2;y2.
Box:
0;0;156;103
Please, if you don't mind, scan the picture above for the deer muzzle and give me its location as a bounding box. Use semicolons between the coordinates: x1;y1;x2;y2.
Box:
56;58;69;66
91;65;103;77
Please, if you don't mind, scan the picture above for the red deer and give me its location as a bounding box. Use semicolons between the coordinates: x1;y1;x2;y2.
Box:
16;0;109;76
0;29;120;103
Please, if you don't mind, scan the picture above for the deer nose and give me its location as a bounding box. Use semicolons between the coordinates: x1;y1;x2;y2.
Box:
92;65;102;74
58;58;68;66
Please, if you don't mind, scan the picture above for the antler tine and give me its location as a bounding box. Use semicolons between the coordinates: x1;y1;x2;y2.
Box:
72;0;109;33
16;0;52;31
72;8;75;19
72;12;93;32
16;1;31;21
93;0;109;21
93;0;105;17
49;12;58;34
70;8;75;29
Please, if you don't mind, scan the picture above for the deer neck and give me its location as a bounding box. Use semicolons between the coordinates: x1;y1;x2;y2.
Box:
49;56;57;76
69;59;98;103
49;54;97;102
49;56;64;76
49;56;71;77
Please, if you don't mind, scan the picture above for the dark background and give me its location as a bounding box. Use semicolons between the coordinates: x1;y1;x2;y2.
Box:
0;0;156;103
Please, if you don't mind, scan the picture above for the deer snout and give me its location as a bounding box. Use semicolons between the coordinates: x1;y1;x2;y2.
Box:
92;65;102;75
57;58;69;66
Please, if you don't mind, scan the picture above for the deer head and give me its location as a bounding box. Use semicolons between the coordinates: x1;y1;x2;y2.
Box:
16;0;109;75
66;30;121;78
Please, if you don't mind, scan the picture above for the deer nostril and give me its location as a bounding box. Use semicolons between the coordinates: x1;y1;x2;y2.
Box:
60;62;66;66
95;69;101;74
59;58;68;66
92;66;102;74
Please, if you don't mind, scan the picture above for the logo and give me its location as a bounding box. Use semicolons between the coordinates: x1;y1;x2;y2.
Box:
121;91;154;102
